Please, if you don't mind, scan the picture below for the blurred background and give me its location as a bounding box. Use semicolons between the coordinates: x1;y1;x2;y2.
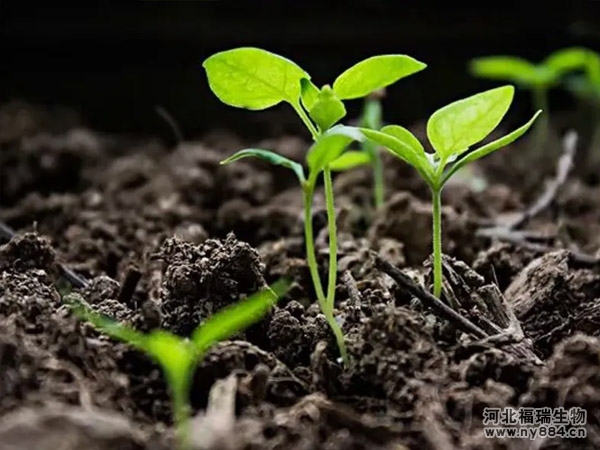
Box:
1;1;599;140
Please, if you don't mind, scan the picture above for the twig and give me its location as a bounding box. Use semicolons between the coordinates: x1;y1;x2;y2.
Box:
341;270;362;308
507;130;577;230
0;221;90;289
371;252;488;339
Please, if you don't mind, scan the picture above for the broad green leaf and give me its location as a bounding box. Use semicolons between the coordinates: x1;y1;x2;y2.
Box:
469;56;552;87
544;47;590;75
306;125;364;175
65;293;146;347
427;85;514;159
203;47;309;110
192;279;291;353
333;55;426;100
361;127;434;185
329;151;371;171
442;110;541;185
308;85;347;131
300;78;320;111
220;149;305;183
381;125;425;154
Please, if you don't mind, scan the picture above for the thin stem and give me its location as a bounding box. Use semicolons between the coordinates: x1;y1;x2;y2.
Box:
293;102;319;141
361;97;385;208
431;188;443;298
531;87;549;153
169;370;193;450
302;183;326;308
323;168;337;312
323;167;348;366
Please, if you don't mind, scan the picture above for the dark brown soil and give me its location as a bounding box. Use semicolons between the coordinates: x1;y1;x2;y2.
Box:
2;101;600;449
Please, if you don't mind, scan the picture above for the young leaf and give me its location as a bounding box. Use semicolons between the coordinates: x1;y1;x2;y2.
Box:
333;55;426;100
192;278;291;354
544;47;590;75
202;47;309;110
329;150;371;171
427;85;514;160
469;56;544;86
220;149;305;183
300;78;320;111
381;125;425;154
361;127;433;185
442;110;542;185
306;125;364;175
308;85;347;131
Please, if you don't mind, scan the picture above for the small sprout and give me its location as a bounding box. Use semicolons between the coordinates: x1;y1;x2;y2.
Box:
221;125;364;365
204;47;425;366
361;86;541;298
65;279;290;450
359;89;386;208
469;48;589;151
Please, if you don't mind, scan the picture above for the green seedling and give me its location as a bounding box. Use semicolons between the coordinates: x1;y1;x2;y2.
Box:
359;89;386;208
203;47;425;365
469;48;588;152
360;86;541;298
563;49;600;158
65;279;290;450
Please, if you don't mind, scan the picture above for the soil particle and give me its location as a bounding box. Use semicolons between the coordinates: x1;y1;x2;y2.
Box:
504;250;600;356
155;233;267;336
0;232;56;273
0;404;150;450
347;305;446;406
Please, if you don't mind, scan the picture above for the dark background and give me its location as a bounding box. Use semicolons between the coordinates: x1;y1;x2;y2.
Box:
1;2;599;139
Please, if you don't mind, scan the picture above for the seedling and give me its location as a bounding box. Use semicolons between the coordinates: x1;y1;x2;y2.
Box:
563;49;600;160
65;279;290;450
359;89;386;208
469;48;588;152
360;86;541;298
203;47;425;364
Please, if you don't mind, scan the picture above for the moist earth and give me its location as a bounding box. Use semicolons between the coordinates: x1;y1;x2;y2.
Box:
1;102;600;449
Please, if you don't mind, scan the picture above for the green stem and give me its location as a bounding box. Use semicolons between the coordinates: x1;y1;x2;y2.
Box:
361;97;385;208
371;146;385;208
323;167;348;366
431;188;443;298
169;370;193;450
302;183;326;308
293;102;319;140
531;87;549;153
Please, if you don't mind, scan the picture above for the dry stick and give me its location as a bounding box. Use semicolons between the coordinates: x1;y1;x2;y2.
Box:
155;105;184;144
371;252;488;339
0;221;90;289
507;130;578;230
117;266;142;306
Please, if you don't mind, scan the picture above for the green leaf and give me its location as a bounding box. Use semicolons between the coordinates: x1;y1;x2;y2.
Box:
469;56;552;87
544;47;591;75
192;279;291;354
202;47;309;110
300;78;320;111
306;125;364;175
427;85;515;160
333;55;426;100
442;110;541;185
329;151;371;171
381;125;425;154
586;51;600;87
308;85;347;131
65;293;146;347
361;127;434;185
220;149;305;183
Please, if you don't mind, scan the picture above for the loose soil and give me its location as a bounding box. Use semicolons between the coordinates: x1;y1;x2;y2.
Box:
2;101;600;449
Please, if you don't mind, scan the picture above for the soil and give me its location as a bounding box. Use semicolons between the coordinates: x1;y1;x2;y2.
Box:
2;100;600;450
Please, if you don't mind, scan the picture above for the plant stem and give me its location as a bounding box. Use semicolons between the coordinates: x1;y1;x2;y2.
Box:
169;371;192;450
431;188;443;298
302;183;327;308
531;87;549;153
361;97;385;208
293;102;319;140
323;166;348;365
